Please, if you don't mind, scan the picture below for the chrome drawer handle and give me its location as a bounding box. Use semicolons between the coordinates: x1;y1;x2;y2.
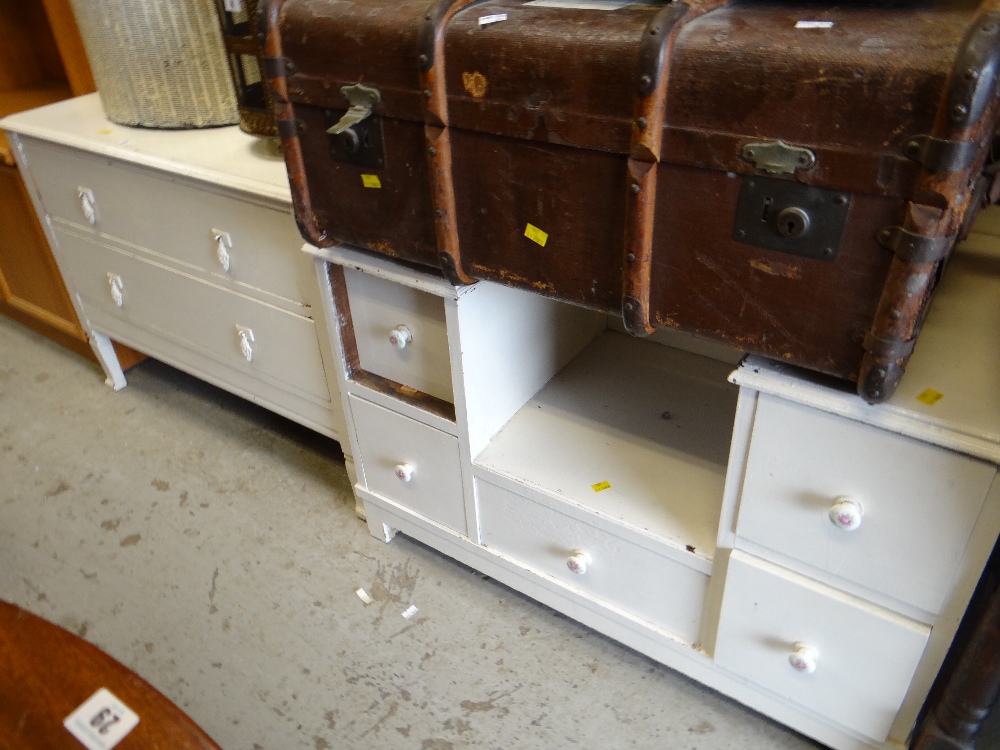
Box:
107;273;124;307
212;229;232;273
829;496;864;531
566;550;591;575
78;187;97;225
789;643;819;674
235;325;254;362
388;325;412;350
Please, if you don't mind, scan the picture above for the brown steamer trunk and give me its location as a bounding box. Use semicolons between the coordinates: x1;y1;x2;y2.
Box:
260;0;1000;402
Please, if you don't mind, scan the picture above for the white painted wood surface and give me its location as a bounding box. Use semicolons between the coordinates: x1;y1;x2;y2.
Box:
477;478;708;644
54;227;333;404
737;394;996;616
349;395;467;535
453;282;607;458
344;268;454;403
1;94;292;203
715;551;930;743
2;96;346;443
300;137;999;750
475;330;738;560
22;138;311;309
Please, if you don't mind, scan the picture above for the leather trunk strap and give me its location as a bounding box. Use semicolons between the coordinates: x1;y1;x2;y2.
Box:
418;0;481;286
858;1;1000;402
621;0;731;336
258;0;329;247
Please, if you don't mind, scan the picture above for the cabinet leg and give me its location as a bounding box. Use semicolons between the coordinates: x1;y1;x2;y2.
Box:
363;502;397;543
911;586;1000;750
343;457;366;521
89;332;126;391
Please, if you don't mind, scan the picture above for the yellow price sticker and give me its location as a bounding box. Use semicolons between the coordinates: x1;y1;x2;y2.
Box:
916;388;944;406
524;223;548;247
591;481;611;493
361;174;382;189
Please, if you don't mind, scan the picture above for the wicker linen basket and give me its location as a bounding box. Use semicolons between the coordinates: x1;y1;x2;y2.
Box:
69;0;238;128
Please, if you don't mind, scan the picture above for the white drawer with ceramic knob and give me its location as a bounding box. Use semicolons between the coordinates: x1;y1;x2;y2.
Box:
19;138;313;308
735;393;995;615
53;227;331;404
349;394;466;534
476;478;708;644
343;266;454;404
714;551;930;744
17;138;126;234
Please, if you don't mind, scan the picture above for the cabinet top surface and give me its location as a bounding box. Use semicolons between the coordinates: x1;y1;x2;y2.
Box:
0;94;291;204
734;220;1000;462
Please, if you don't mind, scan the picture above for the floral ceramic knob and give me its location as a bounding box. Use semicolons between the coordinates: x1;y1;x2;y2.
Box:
566;550;591;575
829;496;864;531
789;643;819;674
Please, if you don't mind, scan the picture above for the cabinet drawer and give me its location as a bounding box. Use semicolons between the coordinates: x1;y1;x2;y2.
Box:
22;139;309;304
344;268;453;404
715;551;930;743
54;228;331;403
350;395;466;534
737;394;995;614
477;478;707;644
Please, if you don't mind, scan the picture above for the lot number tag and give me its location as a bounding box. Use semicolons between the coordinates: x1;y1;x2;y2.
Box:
64;688;140;750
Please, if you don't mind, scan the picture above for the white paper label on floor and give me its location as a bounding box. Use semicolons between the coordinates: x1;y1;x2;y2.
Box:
401;605;419;620
795;20;834;28
64;688;140;750
356;587;374;605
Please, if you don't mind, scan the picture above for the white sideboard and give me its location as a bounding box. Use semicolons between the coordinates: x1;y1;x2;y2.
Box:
7;93;999;750
1;95;347;446
309;216;1000;749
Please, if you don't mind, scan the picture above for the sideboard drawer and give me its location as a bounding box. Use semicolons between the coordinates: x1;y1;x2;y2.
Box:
477;478;707;644
715;551;930;743
344;267;454;404
54;228;331;403
22;139;310;305
20;140;124;230
736;394;995;614
350;395;466;534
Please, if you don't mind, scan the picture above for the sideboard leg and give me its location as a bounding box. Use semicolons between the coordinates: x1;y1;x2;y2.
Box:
363;502;397;543
89;331;127;391
912;586;1000;750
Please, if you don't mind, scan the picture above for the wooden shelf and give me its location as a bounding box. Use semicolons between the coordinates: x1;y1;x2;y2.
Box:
474;330;738;561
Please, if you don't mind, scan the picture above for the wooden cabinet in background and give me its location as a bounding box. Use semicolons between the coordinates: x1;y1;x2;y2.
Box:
0;0;141;368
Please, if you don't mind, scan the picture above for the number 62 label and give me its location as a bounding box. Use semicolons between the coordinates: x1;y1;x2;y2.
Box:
64;688;139;750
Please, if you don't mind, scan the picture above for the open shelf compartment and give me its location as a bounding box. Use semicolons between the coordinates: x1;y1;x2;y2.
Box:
473;329;739;563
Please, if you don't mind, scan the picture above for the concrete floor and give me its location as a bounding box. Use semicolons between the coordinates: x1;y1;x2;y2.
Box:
2;313;848;750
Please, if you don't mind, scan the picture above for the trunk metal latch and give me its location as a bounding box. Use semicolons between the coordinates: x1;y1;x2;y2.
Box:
741;140;816;174
326;83;386;169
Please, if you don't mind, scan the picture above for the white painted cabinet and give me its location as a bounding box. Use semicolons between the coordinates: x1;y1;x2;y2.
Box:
1;95;346;445
312;214;1000;750
714;551;932;744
